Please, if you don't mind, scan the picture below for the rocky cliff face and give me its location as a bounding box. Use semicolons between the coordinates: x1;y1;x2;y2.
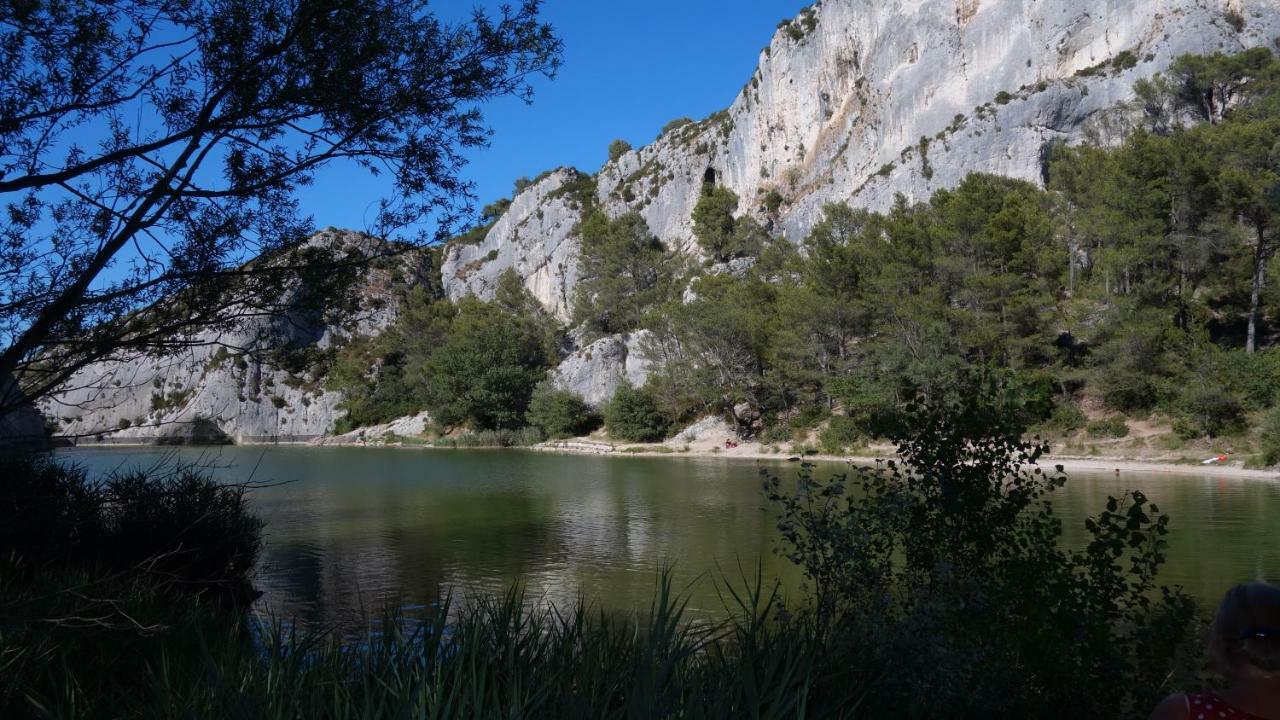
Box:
450;0;1280;316
41;0;1280;441
440;168;588;323
41;231;431;444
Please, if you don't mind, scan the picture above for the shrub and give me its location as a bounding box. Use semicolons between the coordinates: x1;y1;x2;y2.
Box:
527;383;600;439
763;189;784;214
1112;50;1138;70
605;383;671;442
1085;416;1129;438
691;186;740;261
1173;385;1247;439
435;427;544;448
0;453;262;599
659;117;693;136
1261;408;1280;466
818;415;860;454
1040;401;1086;433
1220;349;1280;409
1098;364;1160;412
607;139;632;162
994;90;1013;105
760;423;792;445
763;387;1197;718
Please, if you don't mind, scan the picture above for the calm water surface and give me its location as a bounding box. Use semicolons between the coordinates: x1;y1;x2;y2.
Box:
60;447;1280;627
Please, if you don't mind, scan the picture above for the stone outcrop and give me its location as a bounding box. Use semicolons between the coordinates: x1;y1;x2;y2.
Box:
548;331;656;407
440;168;589;323
42;231;432;445
317;410;433;445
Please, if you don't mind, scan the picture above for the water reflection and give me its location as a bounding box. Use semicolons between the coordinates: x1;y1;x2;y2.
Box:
60;447;1277;630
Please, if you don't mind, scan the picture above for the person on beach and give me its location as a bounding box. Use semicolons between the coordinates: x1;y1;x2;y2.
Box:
1149;582;1280;719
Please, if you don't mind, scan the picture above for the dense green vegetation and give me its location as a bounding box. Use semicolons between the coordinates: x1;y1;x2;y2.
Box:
572;209;676;336
692;185;770;262
607;138;632;162
527;381;601;438
604;382;672;442
764;384;1197;717
330;270;561;434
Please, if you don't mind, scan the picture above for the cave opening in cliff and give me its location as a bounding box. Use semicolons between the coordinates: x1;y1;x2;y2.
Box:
703;167;717;186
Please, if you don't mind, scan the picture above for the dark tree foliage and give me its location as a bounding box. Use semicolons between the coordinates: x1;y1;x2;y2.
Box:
572;210;673;336
0;453;262;600
606;139;632;163
419;297;549;431
763;379;1198;718
691;185;740;262
526;381;599;439
604;382;670;442
0;0;562;412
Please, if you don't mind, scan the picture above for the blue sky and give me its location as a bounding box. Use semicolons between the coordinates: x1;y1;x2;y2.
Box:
306;1;811;235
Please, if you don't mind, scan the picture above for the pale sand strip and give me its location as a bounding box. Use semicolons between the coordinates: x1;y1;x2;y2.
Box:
530;440;1280;480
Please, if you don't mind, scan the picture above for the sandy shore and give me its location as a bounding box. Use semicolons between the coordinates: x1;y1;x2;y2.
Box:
531;439;1280;480
60;432;1280;480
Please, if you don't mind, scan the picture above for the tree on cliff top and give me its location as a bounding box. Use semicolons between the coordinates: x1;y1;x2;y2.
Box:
0;0;562;414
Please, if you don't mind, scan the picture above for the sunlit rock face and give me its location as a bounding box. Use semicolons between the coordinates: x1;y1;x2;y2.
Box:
40;231;432;444
549;331;656;407
440;168;588;324
448;0;1280;319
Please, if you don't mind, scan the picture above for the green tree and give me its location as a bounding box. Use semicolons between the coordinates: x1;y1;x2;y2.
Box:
494;268;564;360
0;0;562;415
572;211;673;335
1207;118;1280;352
420;297;550;430
605;383;670;442
653;275;780;417
527;382;599;438
1162;47;1277;124
764;380;1196;718
692;186;742;261
329;286;455;431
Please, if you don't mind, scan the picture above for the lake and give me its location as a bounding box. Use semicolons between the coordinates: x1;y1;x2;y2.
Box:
60;446;1280;628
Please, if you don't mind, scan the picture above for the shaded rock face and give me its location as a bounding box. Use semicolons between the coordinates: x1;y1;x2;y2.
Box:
41;231;432;444
444;0;1280;321
0;373;47;448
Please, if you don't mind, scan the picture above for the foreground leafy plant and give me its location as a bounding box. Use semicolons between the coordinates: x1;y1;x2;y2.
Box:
763;377;1199;719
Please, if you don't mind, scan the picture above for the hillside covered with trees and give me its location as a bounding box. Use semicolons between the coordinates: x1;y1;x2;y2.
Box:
326;48;1280;465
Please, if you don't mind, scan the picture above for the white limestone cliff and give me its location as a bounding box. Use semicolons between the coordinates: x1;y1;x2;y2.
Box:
41;231;431;444
450;0;1280;316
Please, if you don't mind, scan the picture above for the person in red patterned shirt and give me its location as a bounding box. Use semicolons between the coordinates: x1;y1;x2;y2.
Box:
1150;583;1280;720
